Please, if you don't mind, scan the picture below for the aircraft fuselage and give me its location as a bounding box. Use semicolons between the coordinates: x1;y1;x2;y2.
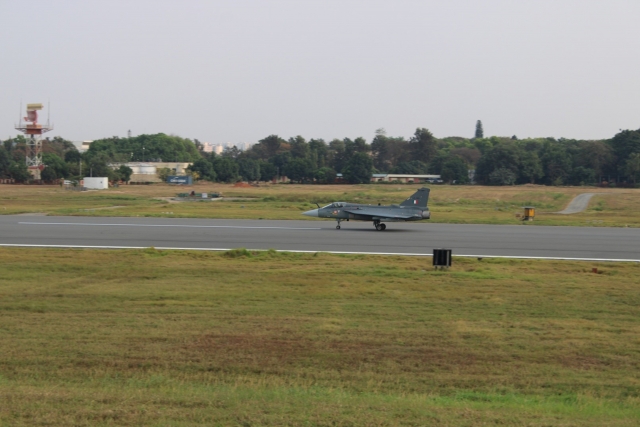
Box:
310;203;430;222
302;187;431;230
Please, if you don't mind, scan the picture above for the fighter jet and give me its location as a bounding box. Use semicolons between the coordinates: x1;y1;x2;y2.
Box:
302;187;431;230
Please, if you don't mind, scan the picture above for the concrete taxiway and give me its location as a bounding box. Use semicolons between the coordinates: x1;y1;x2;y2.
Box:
0;215;638;261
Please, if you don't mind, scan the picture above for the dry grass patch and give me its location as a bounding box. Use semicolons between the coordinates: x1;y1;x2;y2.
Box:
2;183;640;226
0;248;639;425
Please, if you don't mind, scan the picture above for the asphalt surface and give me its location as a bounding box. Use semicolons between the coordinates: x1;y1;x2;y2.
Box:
557;193;601;214
0;215;638;261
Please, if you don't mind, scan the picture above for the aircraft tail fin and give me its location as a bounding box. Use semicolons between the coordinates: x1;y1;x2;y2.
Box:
400;187;430;208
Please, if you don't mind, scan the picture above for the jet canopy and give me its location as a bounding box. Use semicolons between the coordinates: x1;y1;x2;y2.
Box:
322;202;347;208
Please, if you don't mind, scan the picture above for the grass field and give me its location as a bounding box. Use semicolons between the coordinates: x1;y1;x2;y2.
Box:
1;183;639;227
1;248;639;425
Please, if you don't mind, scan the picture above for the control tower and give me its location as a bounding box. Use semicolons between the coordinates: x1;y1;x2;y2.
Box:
15;103;53;180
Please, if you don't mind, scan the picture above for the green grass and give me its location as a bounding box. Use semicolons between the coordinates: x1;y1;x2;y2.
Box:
1;248;639;425
2;183;640;227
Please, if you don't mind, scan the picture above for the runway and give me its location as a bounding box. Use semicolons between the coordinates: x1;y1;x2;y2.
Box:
0;215;638;261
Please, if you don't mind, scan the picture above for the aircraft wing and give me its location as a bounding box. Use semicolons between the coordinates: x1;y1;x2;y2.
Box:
344;207;421;220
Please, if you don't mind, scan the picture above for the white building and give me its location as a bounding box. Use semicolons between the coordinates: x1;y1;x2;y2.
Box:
108;162;193;183
71;140;93;153
370;174;441;183
83;177;108;189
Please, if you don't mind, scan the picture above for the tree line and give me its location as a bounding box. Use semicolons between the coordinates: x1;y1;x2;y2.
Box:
0;133;199;183
189;127;640;186
1;127;640;186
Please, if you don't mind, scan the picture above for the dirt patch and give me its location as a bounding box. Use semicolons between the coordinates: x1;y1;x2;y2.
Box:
13;212;48;216
184;333;485;371
82;206;126;211
153;197;182;204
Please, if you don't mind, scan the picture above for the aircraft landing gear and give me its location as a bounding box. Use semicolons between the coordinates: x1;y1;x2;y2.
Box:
373;221;386;231
336;219;341;230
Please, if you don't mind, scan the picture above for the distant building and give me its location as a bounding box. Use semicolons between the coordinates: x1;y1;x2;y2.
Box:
212;142;253;153
109;162;193;183
237;142;254;151
370;174;441;183
83;177;108;189
71;140;93;153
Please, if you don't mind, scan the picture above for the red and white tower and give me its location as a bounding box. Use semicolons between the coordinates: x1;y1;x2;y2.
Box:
15;103;53;180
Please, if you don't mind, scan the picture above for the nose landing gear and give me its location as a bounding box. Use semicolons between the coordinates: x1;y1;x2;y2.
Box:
336;219;341;230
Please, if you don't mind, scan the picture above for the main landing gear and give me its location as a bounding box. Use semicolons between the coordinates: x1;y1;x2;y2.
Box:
336;219;341;230
373;220;386;231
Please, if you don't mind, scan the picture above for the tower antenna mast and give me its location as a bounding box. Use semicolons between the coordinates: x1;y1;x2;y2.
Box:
15;103;53;180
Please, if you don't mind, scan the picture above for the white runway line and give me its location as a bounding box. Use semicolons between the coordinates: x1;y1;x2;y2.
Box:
18;222;321;230
0;243;638;262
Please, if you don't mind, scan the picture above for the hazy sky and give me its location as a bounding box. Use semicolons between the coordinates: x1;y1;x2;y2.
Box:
1;0;639;144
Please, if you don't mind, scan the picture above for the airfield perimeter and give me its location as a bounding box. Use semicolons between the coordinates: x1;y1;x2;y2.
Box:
2;185;640;425
1;216;639;261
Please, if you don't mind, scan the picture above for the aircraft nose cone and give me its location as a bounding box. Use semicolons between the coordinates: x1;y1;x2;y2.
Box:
302;208;319;217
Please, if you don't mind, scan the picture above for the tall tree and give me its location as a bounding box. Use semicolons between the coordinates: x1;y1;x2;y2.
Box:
426;153;469;184
40;166;58;182
65;150;82;163
84;153;114;178
0;146;11;178
489;168;516;185
270;152;291;176
314;167;337;184
238;158;260;182
371;132;408;172
42;153;69;179
284;158;314;183
289;136;309;159
9;162;31;182
347;137;368;156
518;151;543;184
188;158;216;181
308;139;328;169
474;142;522;184
43;136;77;159
567;167;596;186
116;165;133;182
475;120;484;139
222;145;242;159
342;152;373;184
450;147;481;166
408;128;437;164
540;142;572;185
576;140;612;181
328;139;346;172
610;129;640;162
259;161;277;182
87;133;201;162
391;160;428;174
371;132;390;171
213;157;239;182
256;135;286;159
623;153;640;185
440;156;470;184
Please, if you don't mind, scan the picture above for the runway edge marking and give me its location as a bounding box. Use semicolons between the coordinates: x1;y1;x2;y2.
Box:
17;222;322;230
0;243;638;262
